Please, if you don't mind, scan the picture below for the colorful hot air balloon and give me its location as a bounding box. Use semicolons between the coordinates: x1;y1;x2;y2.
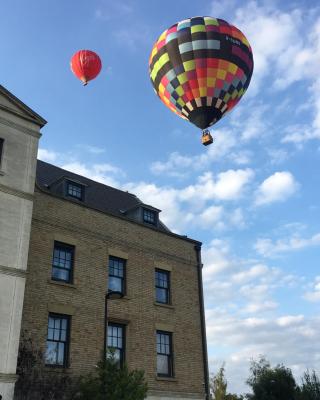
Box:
70;50;102;86
149;17;254;145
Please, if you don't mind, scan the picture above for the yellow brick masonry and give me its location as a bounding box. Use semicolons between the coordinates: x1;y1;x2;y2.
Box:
20;189;206;398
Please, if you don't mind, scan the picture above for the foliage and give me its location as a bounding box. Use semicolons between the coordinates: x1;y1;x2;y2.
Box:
297;370;320;400
211;364;228;400
77;351;148;400
210;364;244;400
246;356;298;400
14;332;76;400
225;394;244;400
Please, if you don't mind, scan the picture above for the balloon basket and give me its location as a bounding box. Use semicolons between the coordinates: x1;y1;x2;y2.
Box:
201;130;214;146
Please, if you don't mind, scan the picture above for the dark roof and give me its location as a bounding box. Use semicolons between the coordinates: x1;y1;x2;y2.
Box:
36;160;170;232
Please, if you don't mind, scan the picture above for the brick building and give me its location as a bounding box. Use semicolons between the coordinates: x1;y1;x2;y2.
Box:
0;85;209;400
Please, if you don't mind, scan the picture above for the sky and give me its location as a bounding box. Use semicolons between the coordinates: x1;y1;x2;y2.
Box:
1;0;320;394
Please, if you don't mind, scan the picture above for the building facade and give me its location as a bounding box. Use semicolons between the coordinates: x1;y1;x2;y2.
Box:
0;85;46;400
0;86;209;400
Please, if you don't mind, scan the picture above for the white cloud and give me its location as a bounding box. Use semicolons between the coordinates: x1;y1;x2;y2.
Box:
37;148;58;162
255;171;299;206
277;315;304;327
150;128;239;177
213;169;254;200
243;301;278;314
267;148;289;165
304;276;320;302
60;162;124;187
202;239;236;277
206;309;320;393
180;169;254;204
255;232;320;257
77;144;106;154
232;264;269;284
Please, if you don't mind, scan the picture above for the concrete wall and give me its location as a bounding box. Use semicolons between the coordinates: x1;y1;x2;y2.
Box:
0;91;43;400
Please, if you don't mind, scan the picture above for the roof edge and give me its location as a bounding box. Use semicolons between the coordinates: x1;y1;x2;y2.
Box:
35;182;202;246
0;85;47;127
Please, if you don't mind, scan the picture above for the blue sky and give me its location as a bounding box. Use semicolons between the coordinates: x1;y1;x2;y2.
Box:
2;0;320;394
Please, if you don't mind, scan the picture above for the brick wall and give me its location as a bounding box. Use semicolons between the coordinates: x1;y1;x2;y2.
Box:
21;189;206;398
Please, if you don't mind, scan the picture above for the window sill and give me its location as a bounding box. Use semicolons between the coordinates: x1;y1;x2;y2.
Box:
48;279;77;289
156;376;177;382
45;364;70;371
154;302;174;309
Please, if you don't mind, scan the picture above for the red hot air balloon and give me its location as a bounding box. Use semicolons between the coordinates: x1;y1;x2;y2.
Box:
70;50;102;85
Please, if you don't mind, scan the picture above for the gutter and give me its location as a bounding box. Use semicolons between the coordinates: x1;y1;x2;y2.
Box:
195;244;210;400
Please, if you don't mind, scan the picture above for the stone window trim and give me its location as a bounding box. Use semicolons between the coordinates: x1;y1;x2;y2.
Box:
155;376;178;382
156;330;174;378
51;241;75;284
48;278;77;289
154;301;174;310
45;313;71;368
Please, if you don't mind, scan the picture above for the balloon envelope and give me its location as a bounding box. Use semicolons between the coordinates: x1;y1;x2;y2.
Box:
70;50;102;85
149;17;254;130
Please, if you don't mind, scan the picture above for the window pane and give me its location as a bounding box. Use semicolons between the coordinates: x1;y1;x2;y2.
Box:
54;328;60;341
57;342;65;365
48;317;55;328
157;354;169;375
52;267;69;281
114;348;120;363
48;328;54;340
156;287;168;303
45;342;58;364
108;276;122;292
54;319;60;329
60;329;66;342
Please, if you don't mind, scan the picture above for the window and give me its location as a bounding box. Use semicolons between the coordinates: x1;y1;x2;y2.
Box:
107;323;125;367
52;241;74;283
0;138;4;167
108;256;125;294
155;269;170;304
45;313;70;367
157;331;173;377
66;181;83;200
143;208;157;225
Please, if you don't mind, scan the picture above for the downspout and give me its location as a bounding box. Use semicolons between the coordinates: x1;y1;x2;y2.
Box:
195;244;210;400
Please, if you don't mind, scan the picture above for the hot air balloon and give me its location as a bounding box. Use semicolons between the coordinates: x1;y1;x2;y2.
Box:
70;50;102;86
149;17;254;145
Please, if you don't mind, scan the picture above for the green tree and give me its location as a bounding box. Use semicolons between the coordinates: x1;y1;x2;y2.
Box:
246;357;298;400
210;364;244;400
297;370;320;400
210;365;228;400
226;394;244;400
14;332;75;400
77;351;148;400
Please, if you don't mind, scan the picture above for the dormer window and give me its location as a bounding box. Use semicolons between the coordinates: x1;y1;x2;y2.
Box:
143;208;157;225
66;181;84;201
